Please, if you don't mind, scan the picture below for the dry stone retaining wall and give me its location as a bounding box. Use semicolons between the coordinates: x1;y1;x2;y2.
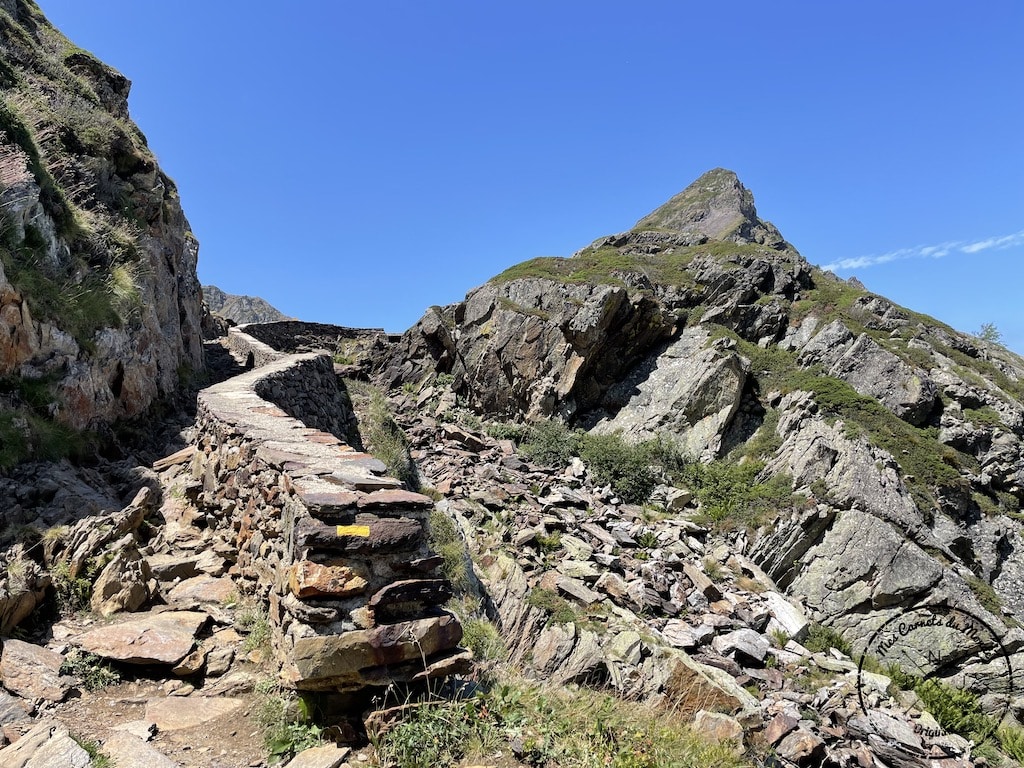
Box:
238;321;396;356
191;332;467;693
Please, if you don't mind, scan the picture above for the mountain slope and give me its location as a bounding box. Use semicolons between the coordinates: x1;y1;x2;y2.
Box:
0;0;203;458
378;168;1024;701
203;284;290;325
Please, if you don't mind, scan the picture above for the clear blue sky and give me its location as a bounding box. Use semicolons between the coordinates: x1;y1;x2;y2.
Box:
35;2;1024;352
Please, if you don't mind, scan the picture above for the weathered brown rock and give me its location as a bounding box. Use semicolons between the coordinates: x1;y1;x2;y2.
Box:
294;515;423;554
288;560;370;599
0;721;90;768
368;579;453;623
693;710;743;745
101;731;180;768
144;697;246;731
75;611;207;665
763;712;800;745
291;613;462;688
0;640;72;702
90;540;153;617
167;575;237;605
775;728;826;766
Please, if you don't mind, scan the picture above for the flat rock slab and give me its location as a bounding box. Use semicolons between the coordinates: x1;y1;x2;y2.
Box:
712;627;769;664
0;721;90;768
284;744;351;768
102;730;180;768
144;697;246;731
0;691;29;726
75;611;208;665
167;575;236;605
0;640;73;702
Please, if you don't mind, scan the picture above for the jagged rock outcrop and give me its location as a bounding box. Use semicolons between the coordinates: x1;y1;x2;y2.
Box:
372;168;1024;749
0;2;202;442
203;284;290;325
381;169;810;438
633;166;789;248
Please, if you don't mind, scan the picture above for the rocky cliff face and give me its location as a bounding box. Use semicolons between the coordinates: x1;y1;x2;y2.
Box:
0;1;203;451
380;169;1024;681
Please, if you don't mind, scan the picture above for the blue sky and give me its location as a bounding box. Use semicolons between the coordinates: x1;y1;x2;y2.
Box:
35;2;1024;351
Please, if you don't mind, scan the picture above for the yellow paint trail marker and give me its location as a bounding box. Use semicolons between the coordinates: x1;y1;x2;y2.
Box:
336;525;371;537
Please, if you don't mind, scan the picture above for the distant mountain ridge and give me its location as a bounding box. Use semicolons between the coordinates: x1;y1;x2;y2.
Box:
203;284;291;324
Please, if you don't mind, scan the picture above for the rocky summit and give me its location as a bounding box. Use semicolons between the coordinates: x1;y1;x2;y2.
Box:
2;5;1024;768
203;284;292;326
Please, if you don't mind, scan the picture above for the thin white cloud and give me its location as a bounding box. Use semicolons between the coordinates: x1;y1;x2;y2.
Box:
822;229;1024;271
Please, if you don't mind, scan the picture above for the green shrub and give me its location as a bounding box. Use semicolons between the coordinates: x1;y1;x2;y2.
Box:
521;420;583;468
915;677;993;743
255;686;322;764
681;461;793;531
59;649;120;691
803;623;851;656
998;724;1024;762
580;431;658;503
485;420;529;443
534;531;562;554
527;588;579;626
963;406;1004;429
51;559;93;616
346;381;419;489
427;510;471;594
462;617;506;662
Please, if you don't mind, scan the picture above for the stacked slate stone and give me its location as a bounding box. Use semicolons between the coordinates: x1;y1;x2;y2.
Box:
192;337;469;694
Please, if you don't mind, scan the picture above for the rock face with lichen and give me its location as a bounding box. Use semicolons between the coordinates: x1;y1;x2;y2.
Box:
378;167;1024;676
0;0;202;450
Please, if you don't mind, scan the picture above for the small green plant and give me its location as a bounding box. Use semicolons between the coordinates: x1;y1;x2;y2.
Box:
73;737;111;768
461;617;506;662
371;677;751;768
256;685;322;764
635;530;659;549
534;531;562;554
803;623;851;656
527;588;579;626
237;601;271;653
51;559;93;616
769;629;790;649
60;649;121;691
965;574;1002;615
427;510;471;594
702;557;724;582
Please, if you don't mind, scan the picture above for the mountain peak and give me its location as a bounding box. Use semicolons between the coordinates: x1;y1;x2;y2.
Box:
634;168;787;248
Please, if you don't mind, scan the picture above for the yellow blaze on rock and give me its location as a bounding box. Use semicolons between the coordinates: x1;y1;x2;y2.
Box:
336;524;371;537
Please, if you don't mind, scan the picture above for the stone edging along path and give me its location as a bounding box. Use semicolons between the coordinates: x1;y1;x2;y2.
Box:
191;327;469;693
